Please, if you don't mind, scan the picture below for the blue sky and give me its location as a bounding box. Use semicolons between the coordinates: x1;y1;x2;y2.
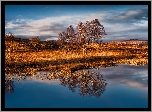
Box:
5;5;148;41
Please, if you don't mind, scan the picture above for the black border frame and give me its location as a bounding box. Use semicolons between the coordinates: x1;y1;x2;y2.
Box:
1;1;151;111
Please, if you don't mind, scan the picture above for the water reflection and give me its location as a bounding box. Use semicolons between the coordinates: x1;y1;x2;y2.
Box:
5;69;107;97
5;64;148;108
99;64;148;91
60;70;107;97
5;79;14;94
5;60;148;98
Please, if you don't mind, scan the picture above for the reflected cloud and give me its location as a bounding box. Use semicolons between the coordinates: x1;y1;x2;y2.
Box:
97;64;148;91
120;79;147;91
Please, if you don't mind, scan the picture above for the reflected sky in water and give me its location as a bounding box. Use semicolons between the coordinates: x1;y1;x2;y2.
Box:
5;64;148;108
99;64;148;91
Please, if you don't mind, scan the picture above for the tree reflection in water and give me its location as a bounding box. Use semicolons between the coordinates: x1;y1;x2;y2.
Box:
59;70;107;97
5;69;107;97
5;79;14;94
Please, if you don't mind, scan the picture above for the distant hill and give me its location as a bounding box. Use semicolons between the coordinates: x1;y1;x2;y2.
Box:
107;39;148;45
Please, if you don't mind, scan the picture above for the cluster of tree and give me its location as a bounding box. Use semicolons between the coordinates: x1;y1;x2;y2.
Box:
57;19;106;49
5;33;59;52
5;32;15;41
28;37;59;51
56;19;107;55
28;36;41;51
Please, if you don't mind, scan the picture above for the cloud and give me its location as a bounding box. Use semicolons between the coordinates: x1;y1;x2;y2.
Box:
105;8;148;23
118;8;147;20
5;7;148;41
5;13;107;40
5;21;20;29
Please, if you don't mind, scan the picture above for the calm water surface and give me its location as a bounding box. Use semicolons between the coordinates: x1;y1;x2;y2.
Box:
5;64;148;108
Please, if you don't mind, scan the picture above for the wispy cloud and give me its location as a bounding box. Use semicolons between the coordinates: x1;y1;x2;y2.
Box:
104;8;148;23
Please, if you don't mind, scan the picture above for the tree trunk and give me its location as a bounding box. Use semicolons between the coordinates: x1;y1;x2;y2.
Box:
83;44;87;57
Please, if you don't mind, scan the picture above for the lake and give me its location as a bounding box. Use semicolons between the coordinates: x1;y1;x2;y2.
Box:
5;64;148;108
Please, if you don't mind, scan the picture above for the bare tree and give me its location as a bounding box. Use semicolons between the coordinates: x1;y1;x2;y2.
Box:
57;19;107;55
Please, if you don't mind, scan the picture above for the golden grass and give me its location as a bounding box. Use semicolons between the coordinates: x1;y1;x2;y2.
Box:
5;41;148;70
